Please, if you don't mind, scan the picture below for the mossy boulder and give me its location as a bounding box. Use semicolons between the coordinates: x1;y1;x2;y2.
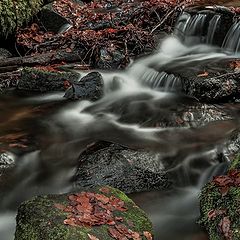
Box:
17;67;80;92
199;154;240;240
0;0;45;37
15;186;153;240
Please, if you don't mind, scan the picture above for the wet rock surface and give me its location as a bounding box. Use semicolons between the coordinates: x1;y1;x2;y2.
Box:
181;68;240;102
39;3;71;33
64;72;104;100
74;143;169;193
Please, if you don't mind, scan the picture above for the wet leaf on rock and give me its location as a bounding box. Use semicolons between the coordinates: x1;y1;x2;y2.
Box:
143;231;153;240
88;234;100;240
219;216;232;240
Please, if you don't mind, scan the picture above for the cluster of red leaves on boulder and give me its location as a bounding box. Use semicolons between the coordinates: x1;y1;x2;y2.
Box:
213;169;240;196
55;188;152;240
205;170;240;240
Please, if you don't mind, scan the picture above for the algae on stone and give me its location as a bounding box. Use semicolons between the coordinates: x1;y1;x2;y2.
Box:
15;186;153;240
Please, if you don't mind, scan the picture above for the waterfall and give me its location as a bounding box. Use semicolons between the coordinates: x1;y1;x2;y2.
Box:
174;12;208;45
174;8;240;53
222;20;240;53
206;15;221;44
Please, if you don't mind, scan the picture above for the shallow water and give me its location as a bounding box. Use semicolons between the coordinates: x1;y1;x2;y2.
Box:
0;37;239;240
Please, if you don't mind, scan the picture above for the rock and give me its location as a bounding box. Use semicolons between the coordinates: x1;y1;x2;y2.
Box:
15;186;153;240
64;72;104;101
39;3;71;33
95;45;126;70
181;69;240;102
17;67;79;92
199;155;240;240
74;143;169;193
0;152;15;170
0;48;12;59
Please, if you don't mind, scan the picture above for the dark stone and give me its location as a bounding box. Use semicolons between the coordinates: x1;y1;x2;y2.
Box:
64;72;104;101
74;143;169;193
96;46;126;69
181;70;239;102
0;48;12;59
18;67;79;92
39;3;70;33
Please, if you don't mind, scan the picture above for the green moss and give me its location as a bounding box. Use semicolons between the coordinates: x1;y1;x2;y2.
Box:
0;0;43;37
199;154;240;240
229;154;240;170
15;186;153;240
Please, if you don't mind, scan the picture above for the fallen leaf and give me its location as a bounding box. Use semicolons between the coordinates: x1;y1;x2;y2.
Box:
88;234;100;240
143;231;153;240
197;71;209;77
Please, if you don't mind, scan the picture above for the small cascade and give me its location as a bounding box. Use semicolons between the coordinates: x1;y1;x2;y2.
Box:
174;12;208;45
141;70;182;91
222;20;240;53
206;14;221;44
174;7;238;50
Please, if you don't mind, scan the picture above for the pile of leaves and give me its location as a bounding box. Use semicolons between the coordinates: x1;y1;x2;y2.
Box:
55;187;153;240
199;166;240;240
16;0;184;68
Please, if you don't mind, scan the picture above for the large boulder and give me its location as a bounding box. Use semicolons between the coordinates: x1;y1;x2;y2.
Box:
74;143;169;193
15;186;153;240
199;155;240;240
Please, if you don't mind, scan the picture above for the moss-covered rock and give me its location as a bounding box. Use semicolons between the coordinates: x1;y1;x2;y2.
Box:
15;186;153;240
0;0;45;37
199;154;240;240
18;67;80;92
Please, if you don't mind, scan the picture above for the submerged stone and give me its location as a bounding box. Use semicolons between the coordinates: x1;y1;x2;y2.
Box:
15;186;153;240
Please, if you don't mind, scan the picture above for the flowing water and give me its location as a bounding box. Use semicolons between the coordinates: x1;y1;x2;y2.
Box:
0;35;239;240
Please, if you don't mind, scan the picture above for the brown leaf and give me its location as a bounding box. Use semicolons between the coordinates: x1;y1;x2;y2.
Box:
207;209;226;220
197;71;209;77
95;193;109;204
88;234;100;240
143;231;153;240
100;187;110;194
218;216;232;240
219;186;229;197
54;203;66;211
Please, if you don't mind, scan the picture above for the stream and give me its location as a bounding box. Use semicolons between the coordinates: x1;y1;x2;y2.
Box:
0;17;240;240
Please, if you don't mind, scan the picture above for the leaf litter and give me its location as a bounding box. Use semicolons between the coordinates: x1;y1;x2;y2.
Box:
54;188;153;239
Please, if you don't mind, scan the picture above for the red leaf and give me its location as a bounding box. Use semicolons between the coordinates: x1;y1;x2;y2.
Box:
218;216;232;240
143;231;153;240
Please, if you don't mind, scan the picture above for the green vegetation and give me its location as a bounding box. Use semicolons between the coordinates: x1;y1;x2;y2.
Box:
15;186;153;240
199;155;240;240
0;0;43;37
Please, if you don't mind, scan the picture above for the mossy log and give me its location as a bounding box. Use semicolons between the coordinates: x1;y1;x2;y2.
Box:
15;186;153;240
0;0;45;37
